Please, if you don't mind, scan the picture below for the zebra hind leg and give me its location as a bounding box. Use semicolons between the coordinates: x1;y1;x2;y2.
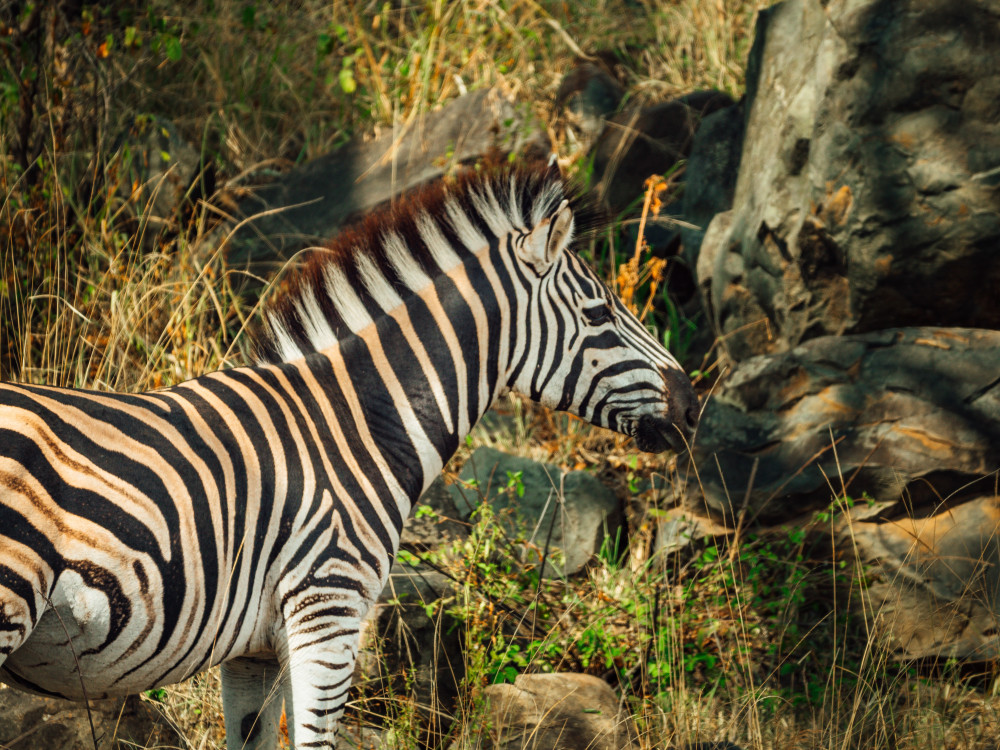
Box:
221;656;285;750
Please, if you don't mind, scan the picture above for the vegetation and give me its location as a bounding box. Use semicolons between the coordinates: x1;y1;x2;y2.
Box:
3;1;998;749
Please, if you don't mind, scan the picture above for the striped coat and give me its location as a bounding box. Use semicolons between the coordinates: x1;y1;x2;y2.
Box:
0;164;698;748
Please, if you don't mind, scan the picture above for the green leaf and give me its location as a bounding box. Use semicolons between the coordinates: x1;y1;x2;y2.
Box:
164;35;182;62
338;68;356;94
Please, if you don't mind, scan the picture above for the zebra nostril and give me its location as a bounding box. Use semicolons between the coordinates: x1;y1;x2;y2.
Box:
684;404;699;432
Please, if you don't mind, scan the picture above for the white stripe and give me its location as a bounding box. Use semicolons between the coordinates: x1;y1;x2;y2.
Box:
356;253;404;313
296;285;339;351
324;263;373;333
471;181;512;238
269;311;305;361
445;197;488;253
384;230;432;292
416;212;462;273
507;173;524;229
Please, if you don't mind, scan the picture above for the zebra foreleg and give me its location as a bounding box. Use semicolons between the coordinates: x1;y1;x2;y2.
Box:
221;656;285;750
280;621;360;749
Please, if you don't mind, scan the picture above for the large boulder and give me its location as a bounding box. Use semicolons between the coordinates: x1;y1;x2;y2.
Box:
693;0;1000;362
450;447;623;577
591;91;734;217
841;495;1000;660
224;89;547;282
0;690;176;750
686;328;1000;521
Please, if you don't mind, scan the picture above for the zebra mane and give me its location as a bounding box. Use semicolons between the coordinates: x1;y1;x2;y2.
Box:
251;162;584;365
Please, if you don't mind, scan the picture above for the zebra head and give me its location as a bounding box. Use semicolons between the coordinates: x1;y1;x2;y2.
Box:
506;197;699;453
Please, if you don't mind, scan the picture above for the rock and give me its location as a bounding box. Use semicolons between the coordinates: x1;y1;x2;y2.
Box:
450;447;622;577
116;115;204;230
479;673;637;750
696;0;1000;363
592;91;734;216
224;89;549;281
0;689;176;750
401;476;468;553
358;560;464;742
679;102;745;268
841;495;1000;660
337;723;392;749
654;507;735;556
686;328;1000;521
556;62;625;143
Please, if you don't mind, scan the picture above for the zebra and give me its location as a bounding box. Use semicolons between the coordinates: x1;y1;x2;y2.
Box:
0;162;698;749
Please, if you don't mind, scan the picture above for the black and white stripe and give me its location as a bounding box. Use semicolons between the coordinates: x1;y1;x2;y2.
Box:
0;163;698;748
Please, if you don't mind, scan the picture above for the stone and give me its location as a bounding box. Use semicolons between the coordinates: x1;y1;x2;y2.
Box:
224;89;549;282
592;91;734;216
400;475;468;553
841;495;1000;660
0;689;176;750
358;560;464;742
654;507;735;557
479;673;637;750
695;0;1000;363
450;447;623;577
679;102;745;269
116;115;204;231
337;723;392;749
555;62;625;144
685;328;1000;521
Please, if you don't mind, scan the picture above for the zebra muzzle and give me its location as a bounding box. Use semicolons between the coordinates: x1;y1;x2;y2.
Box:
634;413;692;454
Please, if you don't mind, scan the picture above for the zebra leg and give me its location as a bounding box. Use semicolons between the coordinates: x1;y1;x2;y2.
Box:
280;619;360;749
221;656;285;750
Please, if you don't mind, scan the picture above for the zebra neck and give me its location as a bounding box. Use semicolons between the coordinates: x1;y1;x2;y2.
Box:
317;239;514;508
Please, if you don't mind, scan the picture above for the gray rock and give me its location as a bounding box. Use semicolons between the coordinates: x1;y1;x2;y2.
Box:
592;91;733;216
358;560;463;742
401;476;468;553
479;673;638;750
841;495;1000;660
224;89;549;281
556;62;625;143
654;507;735;556
696;0;1000;363
337;724;392;749
679;102;745;269
116;115;202;230
686;328;1000;521
0;689;176;750
450;447;622;577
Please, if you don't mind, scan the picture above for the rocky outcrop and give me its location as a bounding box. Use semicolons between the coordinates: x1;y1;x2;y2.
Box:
689;0;1000;363
450;447;623;577
842;496;1000;660
686;328;1000;521
479;673;638;750
0;690;176;750
591;90;734;217
224;89;547;281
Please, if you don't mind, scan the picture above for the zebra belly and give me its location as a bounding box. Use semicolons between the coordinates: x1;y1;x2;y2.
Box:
1;567;212;699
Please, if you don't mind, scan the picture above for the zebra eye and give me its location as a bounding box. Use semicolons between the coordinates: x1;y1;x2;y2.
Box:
582;302;613;325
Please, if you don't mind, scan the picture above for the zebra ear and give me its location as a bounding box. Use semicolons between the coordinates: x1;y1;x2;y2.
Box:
519;200;574;272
